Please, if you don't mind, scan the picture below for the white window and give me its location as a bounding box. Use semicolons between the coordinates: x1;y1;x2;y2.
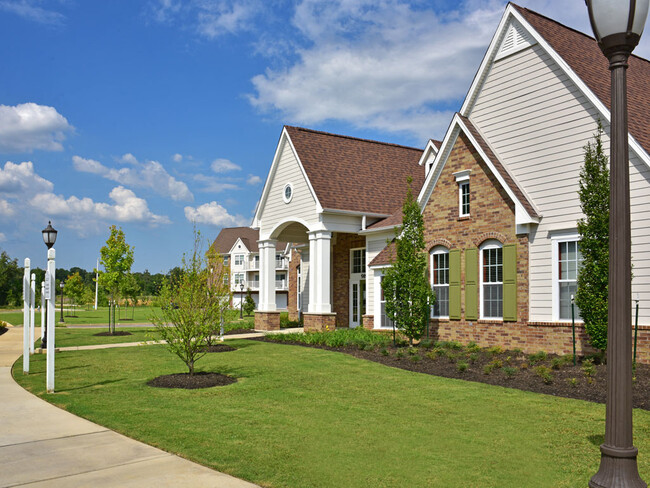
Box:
351;248;366;274
234;273;245;286
430;247;449;318
223;256;229;266
223;275;229;286
234;254;244;266
379;275;394;329
480;240;503;319
275;272;285;282
454;170;471;217
556;239;583;321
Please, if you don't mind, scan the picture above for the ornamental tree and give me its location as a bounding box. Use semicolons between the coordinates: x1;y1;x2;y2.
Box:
150;228;231;376
575;123;609;352
243;288;256;316
381;178;434;345
64;272;86;316
98;225;134;334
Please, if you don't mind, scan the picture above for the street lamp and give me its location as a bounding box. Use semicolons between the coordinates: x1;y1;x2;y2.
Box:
586;1;649;487
59;282;64;323
239;283;244;319
41;222;57;348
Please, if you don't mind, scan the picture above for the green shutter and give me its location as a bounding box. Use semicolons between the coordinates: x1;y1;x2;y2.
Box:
465;248;478;321
449;250;461;320
503;243;517;322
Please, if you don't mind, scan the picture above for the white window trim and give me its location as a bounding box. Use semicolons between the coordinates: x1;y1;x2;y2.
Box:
454;170;471;217
430;246;450;319
350;247;366;275
234;254;244;266
283;182;294;203
479;239;503;320
375;272;394;330
551;233;583;322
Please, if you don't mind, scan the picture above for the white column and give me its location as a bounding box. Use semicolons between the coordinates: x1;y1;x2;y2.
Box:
258;239;277;312
308;231;332;314
94;258;98;310
46;248;56;393
23;258;30;374
40;281;45;340
30;273;35;354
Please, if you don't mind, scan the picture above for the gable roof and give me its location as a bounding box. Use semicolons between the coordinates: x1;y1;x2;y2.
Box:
211;227;287;254
511;4;650;159
284;126;428;216
368;240;396;268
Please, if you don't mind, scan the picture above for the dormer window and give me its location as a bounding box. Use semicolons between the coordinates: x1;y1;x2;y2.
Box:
454;170;471;217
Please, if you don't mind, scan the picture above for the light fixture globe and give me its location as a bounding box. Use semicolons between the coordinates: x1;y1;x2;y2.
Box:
42;221;57;249
586;0;650;56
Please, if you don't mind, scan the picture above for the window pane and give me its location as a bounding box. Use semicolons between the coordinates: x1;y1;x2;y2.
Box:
559;282;578;320
483;283;503;318
433;285;449;317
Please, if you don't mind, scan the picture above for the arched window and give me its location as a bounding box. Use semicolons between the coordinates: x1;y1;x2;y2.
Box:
480;240;503;319
430;246;449;318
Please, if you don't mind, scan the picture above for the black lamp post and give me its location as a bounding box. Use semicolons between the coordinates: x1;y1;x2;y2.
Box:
59;282;64;323
41;221;57;348
586;1;649;487
239;283;244;319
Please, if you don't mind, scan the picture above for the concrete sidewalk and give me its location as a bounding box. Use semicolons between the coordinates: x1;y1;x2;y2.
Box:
0;327;260;488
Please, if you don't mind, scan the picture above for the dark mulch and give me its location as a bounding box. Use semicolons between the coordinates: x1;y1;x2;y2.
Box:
202;344;236;353
93;331;133;337
253;337;650;410
0;327;7;337
147;372;236;389
225;328;254;335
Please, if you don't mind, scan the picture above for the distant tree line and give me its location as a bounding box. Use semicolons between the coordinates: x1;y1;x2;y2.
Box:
0;247;168;307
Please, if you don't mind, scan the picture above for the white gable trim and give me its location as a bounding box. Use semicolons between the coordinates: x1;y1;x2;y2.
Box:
417;114;539;228
252;128;323;228
461;4;650;172
228;237;250;255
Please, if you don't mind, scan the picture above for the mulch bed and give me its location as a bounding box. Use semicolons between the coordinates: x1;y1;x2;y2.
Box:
253;337;650;410
93;331;133;337
202;344;236;353
147;372;236;389
225;328;254;335
0;327;7;337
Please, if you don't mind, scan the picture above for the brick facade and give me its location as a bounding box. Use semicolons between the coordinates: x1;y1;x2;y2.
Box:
287;249;300;321
332;233;366;327
362;314;374;330
304;313;337;332
255;311;280;331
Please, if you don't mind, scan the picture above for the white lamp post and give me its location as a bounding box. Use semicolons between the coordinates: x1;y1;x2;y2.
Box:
41;221;57;393
30;273;35;355
586;1;649;487
22;258;30;375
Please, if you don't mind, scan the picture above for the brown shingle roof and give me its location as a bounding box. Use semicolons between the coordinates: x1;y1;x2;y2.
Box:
369;240;396;267
459;114;540;219
285;126;430;215
211;227;287;254
513;3;650;157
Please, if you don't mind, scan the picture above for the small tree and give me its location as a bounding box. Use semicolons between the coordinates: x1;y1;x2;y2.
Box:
120;273;140;320
150;229;231;375
64;272;85;317
243;288;256;316
98;225;134;334
381;179;434;345
575;123;610;352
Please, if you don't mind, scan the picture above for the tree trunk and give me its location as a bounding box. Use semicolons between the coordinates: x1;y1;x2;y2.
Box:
188;360;194;376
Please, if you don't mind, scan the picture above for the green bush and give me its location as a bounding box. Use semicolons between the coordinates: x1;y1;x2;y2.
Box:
487;346;503;356
409;354;421;363
551;357;564;370
457;361;468;373
266;327;390;349
502;366;518;378
582;359;596;378
0;320;7;330
535;366;553;384
528;351;548;365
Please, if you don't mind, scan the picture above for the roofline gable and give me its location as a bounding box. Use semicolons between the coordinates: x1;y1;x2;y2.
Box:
417;113;539;227
461;3;650;172
252;127;323;228
228;237;250;255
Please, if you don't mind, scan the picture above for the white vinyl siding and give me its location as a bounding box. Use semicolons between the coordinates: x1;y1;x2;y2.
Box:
468;40;650;325
259;140;319;237
366;231;395;318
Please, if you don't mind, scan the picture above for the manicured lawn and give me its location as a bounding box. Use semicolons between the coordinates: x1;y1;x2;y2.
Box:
0;306;162;326
33;327;160;348
13;340;650;487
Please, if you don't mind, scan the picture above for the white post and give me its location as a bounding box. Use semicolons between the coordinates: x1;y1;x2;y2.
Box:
258;239;277;311
308;231;332;313
46;248;56;393
94;258;98;310
40;281;45;340
22;258;30;374
30;273;35;354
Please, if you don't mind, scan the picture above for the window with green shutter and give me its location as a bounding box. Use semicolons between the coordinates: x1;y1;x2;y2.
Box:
449;249;461;319
465;248;478;320
503;243;517;321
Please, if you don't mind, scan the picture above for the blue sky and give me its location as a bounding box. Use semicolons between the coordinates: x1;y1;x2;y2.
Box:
1;0;648;273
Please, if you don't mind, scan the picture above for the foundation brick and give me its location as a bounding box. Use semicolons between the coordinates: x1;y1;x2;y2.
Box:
255;311;280;331
304;313;337;332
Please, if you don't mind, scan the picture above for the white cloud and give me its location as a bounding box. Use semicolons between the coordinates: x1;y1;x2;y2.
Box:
193;174;240;193
0;103;73;153
0;0;65;25
72;154;193;201
0;161;54;194
246;174;262;185
184;201;247;226
0;232;5;242
211;158;241;173
0;199;14;216
172;153;183;162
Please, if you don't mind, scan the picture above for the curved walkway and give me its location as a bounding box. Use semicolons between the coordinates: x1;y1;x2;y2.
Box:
0;327;260;488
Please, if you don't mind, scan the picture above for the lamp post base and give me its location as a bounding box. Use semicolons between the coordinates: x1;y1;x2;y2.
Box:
589;445;646;488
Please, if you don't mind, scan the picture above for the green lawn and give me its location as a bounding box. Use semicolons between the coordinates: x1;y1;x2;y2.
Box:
0;306;162;326
33;327;160;348
13;340;650;487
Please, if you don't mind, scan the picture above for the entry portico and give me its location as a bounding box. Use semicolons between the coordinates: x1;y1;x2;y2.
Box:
252;125;426;331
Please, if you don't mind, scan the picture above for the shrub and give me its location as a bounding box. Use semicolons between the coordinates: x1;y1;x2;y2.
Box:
469;352;479;363
265;328;390;349
457;361;469;373
395;349;405;359
487;346;503;356
483;364;494;375
434;347;447;358
409;354;421;363
551;357;564;370
512;348;523;355
467;341;480;353
407;347;419;356
0;320;7;330
490;359;503;369
535;366;553;384
380;348;389;356
425;351;436;361
582;359;596;378
528;351;548;365
502;366;518;378
567;378;579;388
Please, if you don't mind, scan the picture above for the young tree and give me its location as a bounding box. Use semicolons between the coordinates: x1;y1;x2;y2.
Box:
381;179;434;345
120;273;141;319
97;226;134;334
150;229;231;376
64;272;86;317
575;123;610;352
0;250;22;306
243;288;256;316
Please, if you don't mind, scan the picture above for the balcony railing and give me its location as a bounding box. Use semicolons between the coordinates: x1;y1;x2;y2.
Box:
275;280;288;290
247;280;259;290
243;280;287;291
242;259;287;270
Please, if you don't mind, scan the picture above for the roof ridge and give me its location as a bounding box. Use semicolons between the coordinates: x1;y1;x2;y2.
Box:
511;2;650;64
285;125;424;152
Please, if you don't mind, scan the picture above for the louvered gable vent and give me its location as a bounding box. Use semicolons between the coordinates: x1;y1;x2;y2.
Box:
495;19;536;61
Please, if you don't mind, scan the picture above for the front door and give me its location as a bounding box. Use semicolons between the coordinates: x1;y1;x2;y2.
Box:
350;248;366;328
